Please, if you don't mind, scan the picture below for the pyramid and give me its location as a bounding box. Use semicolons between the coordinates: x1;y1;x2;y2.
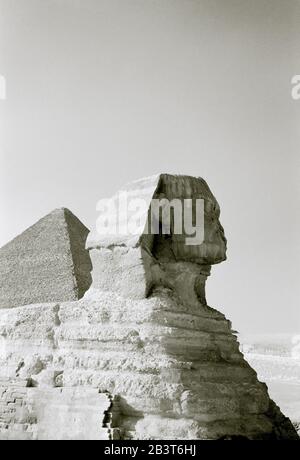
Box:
0;208;92;309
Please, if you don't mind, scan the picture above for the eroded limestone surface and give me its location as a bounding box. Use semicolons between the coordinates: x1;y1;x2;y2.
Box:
0;174;298;440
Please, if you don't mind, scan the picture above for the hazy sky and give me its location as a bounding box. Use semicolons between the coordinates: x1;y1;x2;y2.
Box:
0;0;299;334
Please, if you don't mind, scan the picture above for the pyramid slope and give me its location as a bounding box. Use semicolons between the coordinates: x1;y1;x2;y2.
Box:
0;208;91;309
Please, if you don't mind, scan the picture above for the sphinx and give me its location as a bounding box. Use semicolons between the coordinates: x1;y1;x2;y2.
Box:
0;174;298;440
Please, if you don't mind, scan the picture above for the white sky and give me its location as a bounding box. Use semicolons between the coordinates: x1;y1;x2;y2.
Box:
0;0;299;334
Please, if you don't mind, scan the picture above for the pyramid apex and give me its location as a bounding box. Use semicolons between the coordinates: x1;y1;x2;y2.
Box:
49;207;71;215
46;208;89;232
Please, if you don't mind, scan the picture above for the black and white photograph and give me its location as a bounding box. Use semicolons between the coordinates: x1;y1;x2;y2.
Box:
0;0;299;443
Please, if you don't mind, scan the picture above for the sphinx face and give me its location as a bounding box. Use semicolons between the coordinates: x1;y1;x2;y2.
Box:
137;174;227;307
148;174;227;266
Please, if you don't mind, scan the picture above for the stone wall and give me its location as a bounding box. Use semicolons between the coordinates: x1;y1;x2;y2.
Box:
0;379;117;440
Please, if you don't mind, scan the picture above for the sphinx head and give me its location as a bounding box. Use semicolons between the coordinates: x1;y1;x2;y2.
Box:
87;174;227;308
139;174;227;264
138;174;227;307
